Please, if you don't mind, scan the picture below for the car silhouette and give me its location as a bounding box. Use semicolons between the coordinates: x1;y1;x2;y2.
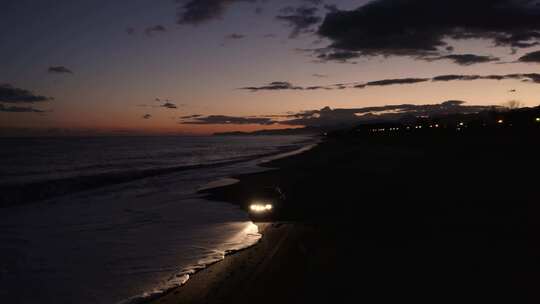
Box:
247;186;286;221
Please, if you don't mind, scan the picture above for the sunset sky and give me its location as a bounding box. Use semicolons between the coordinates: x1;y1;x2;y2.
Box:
2;0;540;135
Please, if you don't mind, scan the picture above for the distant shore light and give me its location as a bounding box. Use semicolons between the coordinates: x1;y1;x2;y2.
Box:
497;119;504;124
536;117;540;122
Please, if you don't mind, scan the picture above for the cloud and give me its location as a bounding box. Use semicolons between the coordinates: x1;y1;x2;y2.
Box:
142;114;152;119
240;81;304;91
518;50;540;62
180;114;202;119
317;0;540;59
152;98;182;109
522;73;540;83
225;33;245;39
312;73;328;78
177;0;256;25
145;25;166;36
276;5;322;38
316;50;360;62
303;0;323;5
48;66;73;74
323;4;339;13
178;101;500;127
240;73;540;92
0;84;53;103
364;78;430;87
431;73;540;83
126;27;136;35
0;104;46;113
280;102;497;127
432;75;483;82
161;102;178;109
180;115;276;125
425;54;500;66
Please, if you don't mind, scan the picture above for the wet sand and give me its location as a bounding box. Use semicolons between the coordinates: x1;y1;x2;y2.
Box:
150;222;334;304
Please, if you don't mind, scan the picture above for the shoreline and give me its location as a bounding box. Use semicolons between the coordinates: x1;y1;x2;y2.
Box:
139;138;321;304
146;140;323;304
148;222;309;304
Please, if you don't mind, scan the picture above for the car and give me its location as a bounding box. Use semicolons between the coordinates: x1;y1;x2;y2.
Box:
247;186;286;221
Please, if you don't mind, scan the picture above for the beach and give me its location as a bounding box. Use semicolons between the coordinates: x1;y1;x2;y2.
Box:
0;136;313;304
152;127;540;303
150;223;328;304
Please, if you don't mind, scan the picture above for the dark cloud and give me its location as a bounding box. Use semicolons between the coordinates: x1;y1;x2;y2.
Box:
432;75;483;82
496;31;540;48
276;6;322;38
317;0;540;59
323;4;339;13
432;73;540;83
365;78;430;87
518;50;540;62
126;27;136;35
0;84;53;103
161;102;178;109
145;25;166;36
48;66;73;74
180;115;276;125
263;33;277;38
180;114;202;119
280;102;497;128
153;98;182;109
240;81;303;92
0;104;46;113
316;50;360;62
522;73;540;83
225;33;245;39
142;114;152;119
182;101;499;127
240;73;540;92
312;73;328;78
426;54;500;66
303;0;323;5
177;0;255;25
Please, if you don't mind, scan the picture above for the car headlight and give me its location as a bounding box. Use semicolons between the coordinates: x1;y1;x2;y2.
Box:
249;203;273;213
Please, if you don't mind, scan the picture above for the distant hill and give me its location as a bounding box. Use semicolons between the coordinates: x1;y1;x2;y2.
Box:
213;127;321;136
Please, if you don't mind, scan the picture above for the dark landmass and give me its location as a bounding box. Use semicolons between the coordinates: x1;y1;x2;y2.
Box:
156;106;540;304
213;127;321;136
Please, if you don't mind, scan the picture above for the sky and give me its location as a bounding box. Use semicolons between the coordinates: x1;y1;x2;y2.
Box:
1;0;540;135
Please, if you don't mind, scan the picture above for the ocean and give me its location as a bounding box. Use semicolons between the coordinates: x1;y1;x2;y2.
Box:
0;135;315;304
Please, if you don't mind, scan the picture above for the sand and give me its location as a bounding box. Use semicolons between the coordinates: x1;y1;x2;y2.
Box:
151;128;540;303
150;222;333;304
